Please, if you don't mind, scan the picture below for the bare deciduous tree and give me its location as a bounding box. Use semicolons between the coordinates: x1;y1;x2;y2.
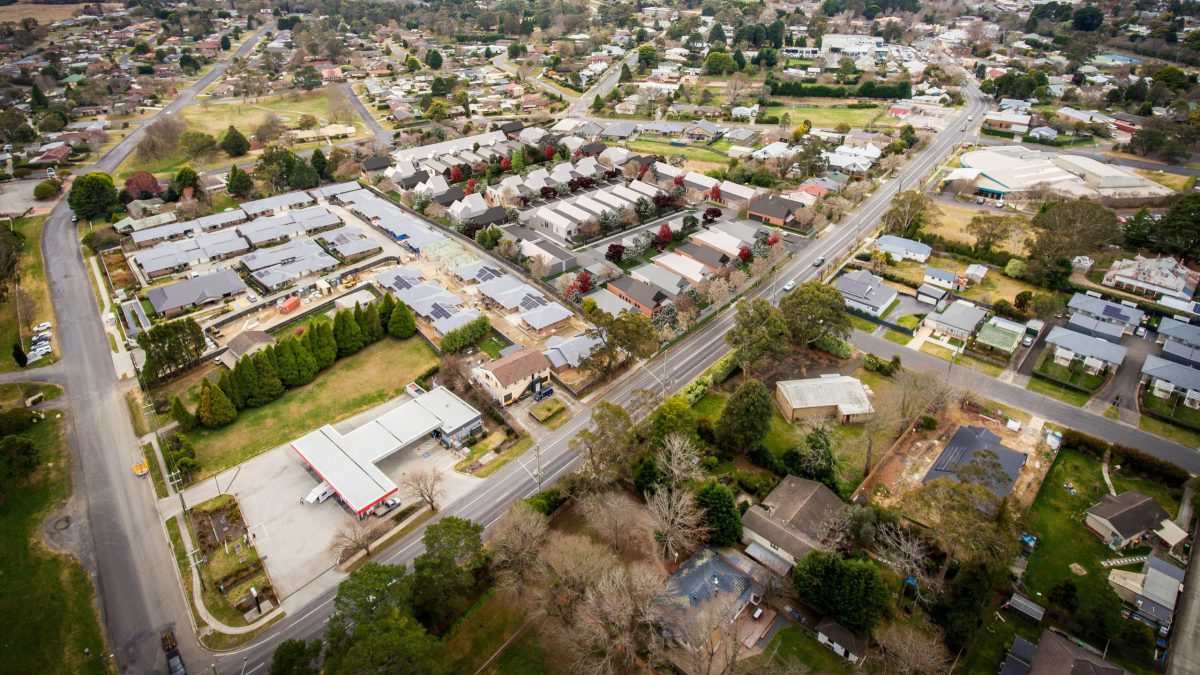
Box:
812;506;851;551
655;433;702;489
875;521;933;602
14;287;35;332
665;590;749;675
329;520;378;563
490;501;548;589
562;563;666;674
876;621;951;675
581;491;638;553
535;532;619;624
647;488;707;562
402;468;444;512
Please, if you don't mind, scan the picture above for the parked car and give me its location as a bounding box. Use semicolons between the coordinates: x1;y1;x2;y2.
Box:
247;294;258;303
374;497;402;517
782;279;797;292
34;331;51;342
1022;336;1034;347
33;322;51;332
303;482;335;504
1135;326;1147;337
533;386;554;402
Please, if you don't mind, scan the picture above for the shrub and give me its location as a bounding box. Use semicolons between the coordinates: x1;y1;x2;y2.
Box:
748;444;786;476
813;335;852;359
440;316;491;353
0;408;38;436
33;178;61;200
680;375;711;405
918;415;938;431
524;488;567;515
707;352;740;384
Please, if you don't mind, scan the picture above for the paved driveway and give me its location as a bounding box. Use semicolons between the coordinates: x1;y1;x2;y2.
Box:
1092;330;1159;414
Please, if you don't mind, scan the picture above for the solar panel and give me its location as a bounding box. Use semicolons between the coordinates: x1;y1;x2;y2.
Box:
429;303;452;320
519;294;549;310
476;266;502;282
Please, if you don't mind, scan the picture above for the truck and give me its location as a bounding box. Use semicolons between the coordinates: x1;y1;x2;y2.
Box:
161;629;186;675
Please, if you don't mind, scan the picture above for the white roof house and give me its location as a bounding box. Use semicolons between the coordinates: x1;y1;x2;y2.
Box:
652;251;710;284
776;375;874;421
1102;256;1200;302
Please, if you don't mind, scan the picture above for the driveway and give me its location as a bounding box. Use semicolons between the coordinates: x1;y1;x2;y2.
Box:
1090;330;1159;420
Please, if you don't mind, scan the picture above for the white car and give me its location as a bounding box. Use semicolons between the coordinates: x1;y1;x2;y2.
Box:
782;280;797;292
33;322;51;332
34;331;51;341
247;294;258;303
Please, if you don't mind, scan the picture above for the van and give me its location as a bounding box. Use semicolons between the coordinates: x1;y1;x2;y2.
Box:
533;386;554;401
303;482;335;504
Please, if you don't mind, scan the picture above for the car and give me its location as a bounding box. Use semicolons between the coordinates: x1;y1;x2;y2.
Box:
813;256;825;267
71;214;78;223
33;322;51;332
1022;336;1034;347
1135;326;1147;337
960;125;966;132
967;115;974;121
166;649;186;675
782;279;797;292
374;497;402;516
45;167;56;178
976;197;985;204
533;386;554;401
247;294;258;303
995;200;1005;208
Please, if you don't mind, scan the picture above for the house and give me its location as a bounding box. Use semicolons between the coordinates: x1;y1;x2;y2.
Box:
541;333;601;371
916;283;948;309
746;195;805;228
741;476;844;571
473;347;553;405
145;269;248;317
965;264;988;284
775;375;874;424
683;119;723;142
600;121;638;140
1157;318;1200;350
448;193;488;223
1102;256;1199;303
1028;126;1058;142
716;181;759;211
874;235;931;262
631;264;687;297
972;316;1024;357
815;618;868;665
982;110;1032;133
1068;293;1144;335
360;154;392;179
923;266;964;291
605;276;668;316
1044;326;1128;374
520;237;578;277
923;425;1027;498
1108;556;1186;632
1066;314;1124;344
1002;629;1131;675
925;301;986;341
658;547;767;654
1086;491;1170;550
1141;355;1200;410
835;269;897;317
222;330;276;367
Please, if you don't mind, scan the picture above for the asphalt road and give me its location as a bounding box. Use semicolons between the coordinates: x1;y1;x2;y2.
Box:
337;81;390;145
34;23;275;675
567;49;639;116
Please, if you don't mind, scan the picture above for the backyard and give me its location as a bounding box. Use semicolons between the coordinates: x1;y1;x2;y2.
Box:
0;414;107;675
0;215;57;373
1141;391;1200;434
761;101;883;129
889;256;1047;306
743;624;852;674
182;336;438;478
923;203;1028;256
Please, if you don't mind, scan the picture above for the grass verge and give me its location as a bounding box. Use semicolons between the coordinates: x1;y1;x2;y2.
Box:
143;443;168;499
475;437;534;479
1026;376;1092;407
346;508;436;572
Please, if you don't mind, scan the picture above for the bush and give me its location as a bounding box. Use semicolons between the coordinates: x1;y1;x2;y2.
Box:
0;408;37;436
440;316;491;353
33;178;61;200
524;488;567;515
707;352;740;384
813;335;852;359
12;167;31;179
748;444;786;476
679;375;711;405
735;470;776;499
918;415;938;430
862;353;899;376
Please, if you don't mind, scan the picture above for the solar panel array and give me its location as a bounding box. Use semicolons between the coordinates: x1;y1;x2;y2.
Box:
519;294;549;310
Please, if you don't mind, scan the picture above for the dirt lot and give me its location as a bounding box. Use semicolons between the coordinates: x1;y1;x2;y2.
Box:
101;249;137;290
0;3;112;22
861;400;1053;512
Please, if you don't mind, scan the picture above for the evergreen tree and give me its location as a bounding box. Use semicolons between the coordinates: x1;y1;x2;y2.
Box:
254;352;285;402
319;322;339;366
218;369;242;409
197;380;237;428
233;356;261;407
227;165;253;197
696;481;742;545
311;148;328;179
362;304;383;343
353;303;365;336
387;300;417;339
291;337;319;384
333;311;364;357
11;342;25;368
30;83;47;109
378;294;396;328
220;125;250;156
170;396;196;431
274;339;300;388
716;379;774;453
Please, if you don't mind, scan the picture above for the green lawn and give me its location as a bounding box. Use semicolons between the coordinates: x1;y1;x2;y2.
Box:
181;89;345;136
186;337;438;479
1033;351;1105;392
1141;391;1200;432
1;216;57;373
847;312;878;333
895;314;925;330
477;334;508;360
884;329;912;345
441;590;556;674
0;414;107;674
694;392;802;455
744;625;852;674
762;103;882;129
474;437;534;479
1026;376;1093;407
919;343;1003;377
1138;412;1200;449
623;139;728;163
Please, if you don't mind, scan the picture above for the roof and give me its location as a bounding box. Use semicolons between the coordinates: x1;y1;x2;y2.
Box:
481;347;552;387
1067;314;1125;343
241;190;315;216
146;269;247;314
542;333;601;369
741;476;843;562
925;267;957;283
1007;593;1046;622
1159;318;1200;349
976;317;1023;352
923;425;1027;497
875;234;931;258
928;301;987;334
1142;354;1200;392
1088;491;1169;540
226;330;275;360
815;617;869;652
1068;293;1145;326
520;303;572;330
292;425;398;515
748;195;804;220
1027;629;1128;675
776;375;874;417
835;269;894;312
659;547;762;623
1045;326;1128;366
607;276;667;309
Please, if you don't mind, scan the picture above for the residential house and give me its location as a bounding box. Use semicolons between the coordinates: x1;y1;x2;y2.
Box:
874;235;931;262
982;110;1032;133
815;619;868;665
925;301;987;341
473;347;553;405
1157;318;1200;350
145;270;247;317
541;333;601;371
1044;326;1128;375
1102;256;1199;303
1086;491;1170;550
631;264;687;298
1067;314;1124;344
740;476;844;571
1108;557;1186;633
1067;293;1145;335
605;276;668;316
657;548;767;655
1141;354;1200;410
221;330;276;368
972;316;1024;357
775;375;874;424
675;242;729;274
683;119;723;142
835;269;897;317
923;425;1027;498
924;266;965;291
746;195;806;228
1002;630;1131;675
448;193;488;223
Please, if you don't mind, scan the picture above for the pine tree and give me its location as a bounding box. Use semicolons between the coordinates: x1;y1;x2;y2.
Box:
30;83;47;109
334;310;364;357
170;396;196;431
233;356;261;407
196;380;214;427
362;304;383;343
227;165;253;197
311;148;328;179
204;380;238;428
11;342;26;368
218;369;242;409
353;302;365;335
291;337;319;385
274;339;299;388
378;293;396;328
696;481;742;545
220;125;250;157
388;300;417;339
254;352;284;402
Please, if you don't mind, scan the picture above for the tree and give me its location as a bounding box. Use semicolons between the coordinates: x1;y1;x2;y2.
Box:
490;501;548;589
647;486;707;561
330;520;379;563
704;51;736;75
605;243;625;264
1026;200;1118;287
882;191;931;237
254;351;284;402
220;35;231;51
966;213;1019;253
647;396;698;448
637;45;658;70
424;49;443;69
877;621;952;675
29;83;47;109
579;302;658;374
563;562;665;673
778;281;850;347
32;179;60;201
179;131;217;160
137;318;206;382
793;551;890;633
170;396;196;431
725;298;791;373
11;342;26;368
654;433;702;489
0;435;38;492
196;379;237;428
569;402;636;485
220;125;250;157
227;165;253;197
310;148;328;179
1072;5;1104;31
387;300;416;339
717;379;774;453
1155;193;1200;259
172;166;199;193
411;517;486;628
68;172;118;220
288;161;319;190
328;562;412;631
333;309;364;357
696;482;741;545
269;638;320;675
293;66;322;91
902;474;1015;578
329;613;441;675
124;171;161;200
402;468;444;511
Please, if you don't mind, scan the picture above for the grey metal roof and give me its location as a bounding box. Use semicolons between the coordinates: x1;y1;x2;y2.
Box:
1068;293;1144;326
1142;354;1200;392
875;234;931;257
928;301;987;334
1045;326;1128;365
923;425;1026;497
542;333;601;369
835;269;893;312
145;269;247;314
925;267;957;283
1159;318;1200;349
1067;313;1125;343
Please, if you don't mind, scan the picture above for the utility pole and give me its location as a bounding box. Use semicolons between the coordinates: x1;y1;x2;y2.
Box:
533;444;543;490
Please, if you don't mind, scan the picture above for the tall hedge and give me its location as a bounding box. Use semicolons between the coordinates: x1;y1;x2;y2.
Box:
440;316;491;353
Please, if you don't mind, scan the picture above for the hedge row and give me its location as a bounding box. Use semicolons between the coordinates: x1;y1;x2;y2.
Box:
1060;429;1189;488
813;335;853;359
765;77;912;100
440;316;491;353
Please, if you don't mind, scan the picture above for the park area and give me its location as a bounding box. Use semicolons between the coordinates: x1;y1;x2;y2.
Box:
0;413;108;674
761;100;883;129
155;334;438;479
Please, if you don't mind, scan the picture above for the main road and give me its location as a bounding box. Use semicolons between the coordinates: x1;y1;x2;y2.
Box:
36;22;273;675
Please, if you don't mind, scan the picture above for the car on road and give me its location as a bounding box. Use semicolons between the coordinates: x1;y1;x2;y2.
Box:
976;197;985;204
967;115;974;121
814;256;825;267
960;125;966;132
1022;336;1034;347
783;279;797;292
995;200;1005;209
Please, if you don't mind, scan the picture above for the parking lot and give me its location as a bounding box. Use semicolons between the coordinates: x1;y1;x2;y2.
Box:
178;392;483;597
